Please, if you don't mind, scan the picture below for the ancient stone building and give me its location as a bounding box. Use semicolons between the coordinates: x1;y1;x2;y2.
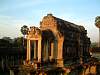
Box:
26;14;91;68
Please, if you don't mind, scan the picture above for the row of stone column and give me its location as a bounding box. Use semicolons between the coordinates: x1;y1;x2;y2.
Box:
26;38;64;67
0;55;20;71
42;38;64;67
26;39;58;62
42;40;57;61
26;39;41;63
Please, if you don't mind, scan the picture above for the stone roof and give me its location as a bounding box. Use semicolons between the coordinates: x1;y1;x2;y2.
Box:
53;15;85;32
45;14;86;32
40;13;87;38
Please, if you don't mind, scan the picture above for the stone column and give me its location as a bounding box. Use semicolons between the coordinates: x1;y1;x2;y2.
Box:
12;56;14;66
1;57;4;71
50;42;54;60
43;41;46;61
27;39;31;63
54;40;58;59
38;39;41;62
34;40;37;60
57;37;64;67
45;40;49;60
10;70;14;75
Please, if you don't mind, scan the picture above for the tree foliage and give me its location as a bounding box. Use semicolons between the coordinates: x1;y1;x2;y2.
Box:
20;25;29;36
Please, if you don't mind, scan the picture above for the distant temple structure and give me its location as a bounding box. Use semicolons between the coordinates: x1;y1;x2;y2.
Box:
26;14;91;68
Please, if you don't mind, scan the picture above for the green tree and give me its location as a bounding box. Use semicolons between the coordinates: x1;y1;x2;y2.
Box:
21;25;29;36
13;37;23;47
91;42;98;48
20;25;29;47
0;38;12;47
2;37;13;43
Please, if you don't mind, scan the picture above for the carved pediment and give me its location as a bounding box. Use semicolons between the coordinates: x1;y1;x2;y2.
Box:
40;14;57;29
27;26;41;39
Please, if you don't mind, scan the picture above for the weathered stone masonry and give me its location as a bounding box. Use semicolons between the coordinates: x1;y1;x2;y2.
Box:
26;14;91;67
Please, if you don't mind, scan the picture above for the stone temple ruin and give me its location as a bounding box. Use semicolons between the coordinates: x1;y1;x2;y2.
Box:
19;14;91;74
26;14;90;66
10;14;93;75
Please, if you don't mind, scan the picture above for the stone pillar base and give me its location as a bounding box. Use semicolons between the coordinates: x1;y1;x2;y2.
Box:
57;59;63;67
10;70;14;75
80;57;83;64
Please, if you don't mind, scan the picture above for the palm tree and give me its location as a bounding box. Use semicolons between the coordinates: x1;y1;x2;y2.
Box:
20;25;29;47
95;16;100;28
95;16;100;47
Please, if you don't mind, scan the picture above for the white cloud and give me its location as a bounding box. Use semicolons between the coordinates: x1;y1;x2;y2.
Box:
0;15;35;38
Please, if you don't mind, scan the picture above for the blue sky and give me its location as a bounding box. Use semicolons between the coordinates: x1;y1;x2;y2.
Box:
0;0;100;42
